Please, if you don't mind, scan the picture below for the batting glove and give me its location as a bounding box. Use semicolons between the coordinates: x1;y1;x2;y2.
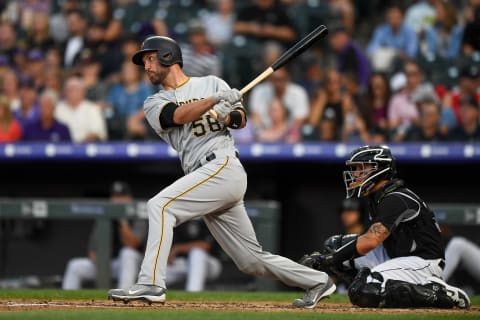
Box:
213;89;242;104
212;101;233;124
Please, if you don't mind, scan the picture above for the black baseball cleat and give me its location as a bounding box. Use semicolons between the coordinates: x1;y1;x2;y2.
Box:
426;277;470;309
292;277;336;309
108;284;166;304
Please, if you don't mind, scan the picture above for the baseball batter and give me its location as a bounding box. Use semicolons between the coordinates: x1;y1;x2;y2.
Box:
108;36;334;308
299;145;470;309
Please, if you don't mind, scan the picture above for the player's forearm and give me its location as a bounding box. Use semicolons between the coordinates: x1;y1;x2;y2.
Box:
357;222;390;255
173;97;216;124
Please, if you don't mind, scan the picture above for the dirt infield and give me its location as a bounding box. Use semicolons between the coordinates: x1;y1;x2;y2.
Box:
0;299;478;315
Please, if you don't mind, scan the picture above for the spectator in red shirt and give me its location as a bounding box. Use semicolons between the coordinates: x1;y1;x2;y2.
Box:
0;95;22;142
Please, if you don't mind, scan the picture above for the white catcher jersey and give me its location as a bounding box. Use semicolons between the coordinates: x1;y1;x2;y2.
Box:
144;76;240;173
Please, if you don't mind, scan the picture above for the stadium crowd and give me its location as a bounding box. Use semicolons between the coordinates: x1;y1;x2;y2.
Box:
0;0;479;144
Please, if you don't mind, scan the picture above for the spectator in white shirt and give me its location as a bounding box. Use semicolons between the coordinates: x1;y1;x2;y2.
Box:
248;67;309;131
55;76;107;143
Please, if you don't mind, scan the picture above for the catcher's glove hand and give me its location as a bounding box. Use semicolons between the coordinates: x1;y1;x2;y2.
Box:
299;252;356;285
298;252;334;272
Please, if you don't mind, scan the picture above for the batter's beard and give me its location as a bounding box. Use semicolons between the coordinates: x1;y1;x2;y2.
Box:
148;69;168;85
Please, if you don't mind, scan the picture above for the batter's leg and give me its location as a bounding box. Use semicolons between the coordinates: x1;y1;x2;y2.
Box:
137;156;246;288
203;202;330;290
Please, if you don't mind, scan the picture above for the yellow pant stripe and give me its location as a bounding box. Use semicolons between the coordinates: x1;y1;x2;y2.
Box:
152;156;230;285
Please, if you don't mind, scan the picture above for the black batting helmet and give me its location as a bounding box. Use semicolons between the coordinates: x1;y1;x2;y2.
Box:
343;145;397;198
132;36;183;67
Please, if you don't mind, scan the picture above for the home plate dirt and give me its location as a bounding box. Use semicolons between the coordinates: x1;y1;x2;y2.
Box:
0;299;478;315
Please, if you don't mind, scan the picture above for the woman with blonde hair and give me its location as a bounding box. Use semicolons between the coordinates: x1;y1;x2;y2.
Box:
0;95;22;142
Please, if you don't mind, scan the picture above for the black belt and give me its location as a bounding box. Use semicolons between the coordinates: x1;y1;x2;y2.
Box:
204;150;239;162
193;150;239;172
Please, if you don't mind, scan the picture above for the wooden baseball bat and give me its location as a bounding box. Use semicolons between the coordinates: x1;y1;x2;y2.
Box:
210;25;329;119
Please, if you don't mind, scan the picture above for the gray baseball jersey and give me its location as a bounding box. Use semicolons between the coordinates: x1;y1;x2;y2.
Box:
136;75;330;292
144;76;238;173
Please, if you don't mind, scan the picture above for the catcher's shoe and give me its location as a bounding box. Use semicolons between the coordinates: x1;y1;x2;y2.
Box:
108;284;166;304
292;277;336;309
426;277;470;309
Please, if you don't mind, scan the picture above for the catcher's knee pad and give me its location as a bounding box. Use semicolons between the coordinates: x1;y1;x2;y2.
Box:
348;268;384;308
383;279;455;309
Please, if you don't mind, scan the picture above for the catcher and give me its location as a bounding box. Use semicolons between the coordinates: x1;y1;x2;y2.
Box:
300;145;470;309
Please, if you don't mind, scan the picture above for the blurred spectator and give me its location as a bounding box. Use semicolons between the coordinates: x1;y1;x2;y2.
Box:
339;198;365;235
234;0;296;44
106;60;153;140
78;50;109;102
49;0;81;44
0;95;22;142
43;67;63;94
403;98;447;141
404;0;436;34
329;26;371;91
412;83;457;134
22;89;71;142
55;76;107;143
462;0;480;55
367;3;418;71
328;0;355;34
26;11;55;52
317;111;339;141
256;97;299;143
249;67;309;131
202;0;235;48
181;22;222;77
341;94;370;143
445;65;480;124
306;70;347;140
84;0;124;78
62;9;87;69
423;0;464;59
296;55;323;99
362;72;391;142
14;78;40;130
447;95;480;141
1;68;20;111
166;219;222;292
89;0;122;43
6;0;51;31
0;21;17;64
63;181;147;290
119;34;140;63
25;49;46;90
388;60;424;140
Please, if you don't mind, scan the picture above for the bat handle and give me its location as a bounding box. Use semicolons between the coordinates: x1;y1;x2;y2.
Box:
240;67;274;95
210;67;274;120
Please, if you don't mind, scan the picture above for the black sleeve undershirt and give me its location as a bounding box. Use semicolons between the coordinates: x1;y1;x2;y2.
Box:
159;103;181;129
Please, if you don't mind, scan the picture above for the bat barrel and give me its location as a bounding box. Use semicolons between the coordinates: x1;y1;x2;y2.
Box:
271;25;328;71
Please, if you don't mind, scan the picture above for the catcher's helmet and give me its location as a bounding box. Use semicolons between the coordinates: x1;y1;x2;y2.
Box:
132;36;183;67
343;145;396;198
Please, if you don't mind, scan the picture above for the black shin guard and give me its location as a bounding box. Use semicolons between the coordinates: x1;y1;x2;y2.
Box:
384;279;455;309
348;268;385;308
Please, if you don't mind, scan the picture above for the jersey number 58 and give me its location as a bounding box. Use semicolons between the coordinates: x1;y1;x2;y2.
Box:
192;115;222;137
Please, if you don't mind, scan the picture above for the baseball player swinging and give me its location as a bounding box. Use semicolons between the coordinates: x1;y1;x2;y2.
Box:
299;145;470;309
108;36;335;308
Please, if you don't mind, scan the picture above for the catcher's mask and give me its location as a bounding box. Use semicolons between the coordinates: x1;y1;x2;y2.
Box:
343;145;396;198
